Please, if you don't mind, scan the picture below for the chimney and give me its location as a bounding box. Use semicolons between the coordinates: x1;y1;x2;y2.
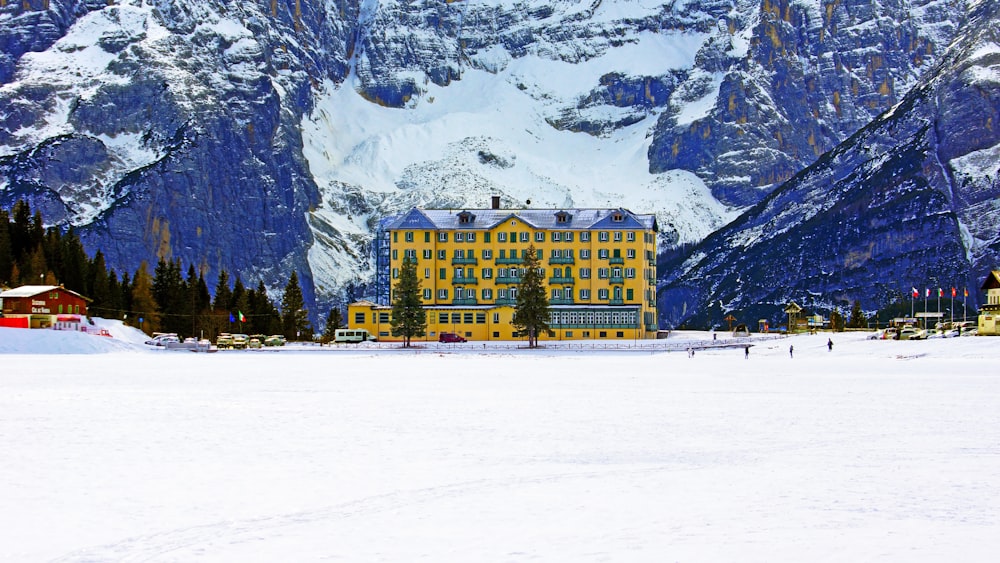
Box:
491;196;501;210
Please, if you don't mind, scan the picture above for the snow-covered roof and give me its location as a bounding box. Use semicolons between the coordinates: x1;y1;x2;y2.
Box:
0;285;89;300
385;207;658;232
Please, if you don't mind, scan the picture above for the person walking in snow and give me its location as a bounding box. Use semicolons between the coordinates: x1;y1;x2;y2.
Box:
827;338;833;351
744;345;749;359
789;344;794;358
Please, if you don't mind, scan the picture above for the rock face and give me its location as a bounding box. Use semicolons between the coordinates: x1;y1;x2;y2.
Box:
658;0;1000;328
0;0;981;324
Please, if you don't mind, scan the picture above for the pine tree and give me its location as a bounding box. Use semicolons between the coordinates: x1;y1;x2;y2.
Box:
830;308;845;332
848;299;867;329
321;306;344;344
130;261;160;335
512;244;552;348
89;251;111;313
0;209;12;284
390;257;425;346
213;269;232;313
281;271;311;340
251;280;282;335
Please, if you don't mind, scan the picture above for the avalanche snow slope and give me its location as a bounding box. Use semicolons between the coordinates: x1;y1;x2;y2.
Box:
658;0;1000;329
2;333;1000;561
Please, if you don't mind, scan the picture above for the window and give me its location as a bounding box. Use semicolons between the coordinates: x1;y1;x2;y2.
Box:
580;268;591;279
452;313;462;324
438;250;446;260
482;268;493;279
484;232;491;243
454;249;465;258
580;289;591;300
423;249;432;259
581;249;591;259
455;232;464;242
625;268;635;278
498;232;508;242
551;249;560;258
438;289;448;299
464;313;473;324
552;289;561;298
392;249;398;260
439;268;446;280
598;249;608;259
599;268;609;279
354;312;365;324
425;232;431;242
520;232;529;242
581;232;591;242
612;267;622;278
626;288;634;300
627;232;635;242
423;289;431;299
476;313;486;324
468;232;476;242
483;249;493;259
482;288;493;299
405;249;416;260
403;232;413;242
535;231;545;242
493;313;500;323
392;268;399;279
565;232;574;242
599;289;609;300
498;289;508;299
455;267;464;278
379;312;390;323
552;232;561;242
599;231;608;241
439;232;448;242
614;231;622;241
626;249;635;259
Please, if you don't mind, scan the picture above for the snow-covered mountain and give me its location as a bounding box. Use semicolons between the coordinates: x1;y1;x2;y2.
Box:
658;0;1000;328
0;0;972;321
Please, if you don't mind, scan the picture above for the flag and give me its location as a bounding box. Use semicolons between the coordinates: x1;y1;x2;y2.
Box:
952;287;957;298
964;287;969;297
229;312;235;323
925;288;930;298
238;311;246;323
938;288;943;297
912;287;918;298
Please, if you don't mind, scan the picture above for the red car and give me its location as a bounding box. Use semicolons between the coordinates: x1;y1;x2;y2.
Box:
439;332;467;343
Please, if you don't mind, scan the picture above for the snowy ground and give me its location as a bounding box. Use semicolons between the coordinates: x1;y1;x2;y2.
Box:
1;322;999;561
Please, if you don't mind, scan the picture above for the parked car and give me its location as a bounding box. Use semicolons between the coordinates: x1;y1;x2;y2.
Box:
231;334;249;349
264;334;286;346
248;337;262;349
145;333;180;346
439;332;467;343
216;333;234;349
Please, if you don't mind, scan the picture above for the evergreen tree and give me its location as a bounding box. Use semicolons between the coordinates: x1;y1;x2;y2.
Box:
213;269;232;313
107;269;123;318
230;276;249;331
390;257;425;346
130;261;160;335
152;258;185;335
512;244;552;348
119;271;133;318
0;209;12;284
830;308;845;332
59;227;87;293
89;251;111;313
848;299;868;329
251;280;282;335
321;306;344;344
281;271;311;340
10;200;32;263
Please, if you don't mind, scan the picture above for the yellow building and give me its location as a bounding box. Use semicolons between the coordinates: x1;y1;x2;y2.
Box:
978;270;1000;335
348;203;659;342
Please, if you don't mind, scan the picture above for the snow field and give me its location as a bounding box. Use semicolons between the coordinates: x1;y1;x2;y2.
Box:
1;331;999;561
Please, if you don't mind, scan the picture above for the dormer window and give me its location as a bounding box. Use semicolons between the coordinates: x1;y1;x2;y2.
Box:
612;212;624;222
458;211;476;224
555;211;572;224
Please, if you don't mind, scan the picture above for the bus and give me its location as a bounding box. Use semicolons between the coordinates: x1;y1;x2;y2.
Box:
334;328;377;343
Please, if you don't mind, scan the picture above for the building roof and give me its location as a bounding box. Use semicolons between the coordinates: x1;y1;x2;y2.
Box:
384;207;658;232
0;285;90;301
981;270;1000;291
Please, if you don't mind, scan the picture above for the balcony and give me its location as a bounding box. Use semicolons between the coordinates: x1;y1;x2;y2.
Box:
548;276;575;285
496;276;521;284
609;257;625;265
547;256;575;265
549;298;574;305
495;298;517;306
451;276;478;285
452;298;478;306
451;256;478;266
609;299;625;305
609;276;624;284
495;257;524;265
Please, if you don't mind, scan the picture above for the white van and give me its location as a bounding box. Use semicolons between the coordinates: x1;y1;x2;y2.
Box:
334;328;377;343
